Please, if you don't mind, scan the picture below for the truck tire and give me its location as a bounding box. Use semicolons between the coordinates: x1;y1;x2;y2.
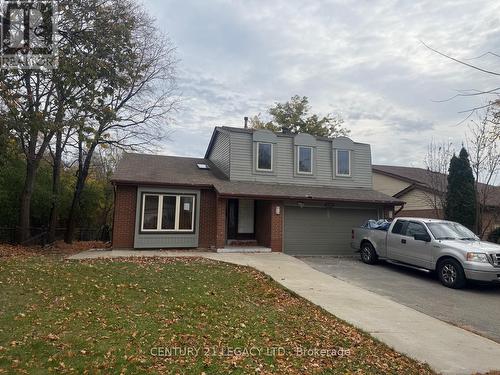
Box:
360;242;378;265
437;258;466;289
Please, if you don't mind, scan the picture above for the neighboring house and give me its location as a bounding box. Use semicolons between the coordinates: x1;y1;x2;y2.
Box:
110;126;403;255
372;164;500;236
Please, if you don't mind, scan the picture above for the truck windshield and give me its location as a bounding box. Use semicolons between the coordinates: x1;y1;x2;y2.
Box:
426;222;478;241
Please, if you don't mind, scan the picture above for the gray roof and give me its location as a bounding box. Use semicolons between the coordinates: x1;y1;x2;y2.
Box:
373;165;447;189
373;164;500;208
111;153;228;187
112;153;403;205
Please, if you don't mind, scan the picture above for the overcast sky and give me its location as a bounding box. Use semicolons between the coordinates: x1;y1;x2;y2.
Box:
142;0;500;167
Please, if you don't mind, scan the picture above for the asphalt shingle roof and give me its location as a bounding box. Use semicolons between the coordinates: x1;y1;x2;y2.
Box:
373;164;500;208
112;153;403;205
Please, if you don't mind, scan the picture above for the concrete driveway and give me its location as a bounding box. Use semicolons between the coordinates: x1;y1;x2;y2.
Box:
300;256;500;343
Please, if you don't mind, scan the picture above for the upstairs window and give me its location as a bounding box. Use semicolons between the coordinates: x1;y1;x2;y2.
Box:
141;193;195;232
256;142;273;171
297;146;313;174
336;149;351;176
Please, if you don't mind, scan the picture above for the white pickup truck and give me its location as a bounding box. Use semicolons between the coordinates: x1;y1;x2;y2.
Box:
351;217;500;288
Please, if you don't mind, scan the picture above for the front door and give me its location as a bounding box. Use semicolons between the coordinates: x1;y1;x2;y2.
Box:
227;199;255;240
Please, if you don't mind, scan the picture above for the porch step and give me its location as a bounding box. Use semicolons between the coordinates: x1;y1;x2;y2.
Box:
226;240;258;246
216;246;272;254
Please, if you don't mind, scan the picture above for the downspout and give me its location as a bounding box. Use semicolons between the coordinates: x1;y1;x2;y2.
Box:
394;203;406;217
111;182;117;247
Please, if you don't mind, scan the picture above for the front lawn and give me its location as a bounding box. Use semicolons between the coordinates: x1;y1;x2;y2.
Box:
0;253;434;374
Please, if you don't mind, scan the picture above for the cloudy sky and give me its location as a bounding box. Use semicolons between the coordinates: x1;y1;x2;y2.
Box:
142;0;500;167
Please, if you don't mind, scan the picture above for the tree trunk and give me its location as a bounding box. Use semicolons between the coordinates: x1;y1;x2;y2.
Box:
48;130;63;244
64;142;97;243
16;160;38;243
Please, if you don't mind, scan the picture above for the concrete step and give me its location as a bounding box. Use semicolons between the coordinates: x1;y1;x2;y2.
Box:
216;246;272;253
226;239;259;246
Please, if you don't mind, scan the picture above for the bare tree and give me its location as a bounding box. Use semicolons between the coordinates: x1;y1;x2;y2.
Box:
466;107;500;237
64;1;178;243
423;140;455;218
0;70;58;243
423;42;500;118
0;0;110;243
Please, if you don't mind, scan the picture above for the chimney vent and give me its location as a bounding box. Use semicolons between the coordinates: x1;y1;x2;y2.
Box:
244;116;249;128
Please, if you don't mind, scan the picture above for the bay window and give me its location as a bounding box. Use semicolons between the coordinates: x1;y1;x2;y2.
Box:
141;193;195;232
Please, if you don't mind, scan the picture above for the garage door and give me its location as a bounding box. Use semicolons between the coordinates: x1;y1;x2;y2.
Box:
284;206;378;255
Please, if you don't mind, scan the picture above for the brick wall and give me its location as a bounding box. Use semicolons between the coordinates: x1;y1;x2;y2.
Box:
255;201;271;247
216;197;227;248
112;185;137;248
255;200;283;252
270;201;283;252
112;187;286;251
199;189;217;249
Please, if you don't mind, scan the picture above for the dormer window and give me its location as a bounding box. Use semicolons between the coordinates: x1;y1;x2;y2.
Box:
297;146;313;174
336;149;351;176
256;142;273;171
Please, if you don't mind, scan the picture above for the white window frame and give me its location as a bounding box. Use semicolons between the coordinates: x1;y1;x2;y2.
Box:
336;149;351;177
140;193;195;232
296;146;313;175
256;142;273;172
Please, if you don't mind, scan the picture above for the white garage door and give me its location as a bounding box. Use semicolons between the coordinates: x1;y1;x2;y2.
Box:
284;206;378;255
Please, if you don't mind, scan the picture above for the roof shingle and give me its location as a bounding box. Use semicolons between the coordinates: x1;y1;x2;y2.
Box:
112;153;403;205
373;164;500;208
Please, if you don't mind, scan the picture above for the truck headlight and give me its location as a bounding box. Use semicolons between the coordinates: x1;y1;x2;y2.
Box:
466;252;489;263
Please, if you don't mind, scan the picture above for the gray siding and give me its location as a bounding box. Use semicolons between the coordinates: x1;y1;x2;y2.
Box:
229;131;373;189
134;186;200;249
208;130;230;177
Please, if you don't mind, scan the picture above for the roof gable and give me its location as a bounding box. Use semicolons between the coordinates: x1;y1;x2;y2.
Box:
373;164;500;208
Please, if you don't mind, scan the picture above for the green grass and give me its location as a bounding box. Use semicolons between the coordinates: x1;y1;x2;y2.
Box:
0;256;434;374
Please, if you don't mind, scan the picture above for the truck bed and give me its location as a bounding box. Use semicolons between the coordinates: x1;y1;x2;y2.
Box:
351;225;388;257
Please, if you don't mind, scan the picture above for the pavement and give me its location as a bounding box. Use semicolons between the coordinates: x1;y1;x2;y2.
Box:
68;249;500;375
300;256;500;343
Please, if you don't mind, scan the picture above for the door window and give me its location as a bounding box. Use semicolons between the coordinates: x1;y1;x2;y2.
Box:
404;222;427;237
391;220;406;234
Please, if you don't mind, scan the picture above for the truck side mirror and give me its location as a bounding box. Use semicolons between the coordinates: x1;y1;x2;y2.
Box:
414;233;431;242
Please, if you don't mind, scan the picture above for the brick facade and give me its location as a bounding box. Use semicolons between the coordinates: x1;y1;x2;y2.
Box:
255;200;283;252
215;197;227;248
269;201;283;252
112;184;285;251
112;185;137;248
255;201;271;247
198;189;217;249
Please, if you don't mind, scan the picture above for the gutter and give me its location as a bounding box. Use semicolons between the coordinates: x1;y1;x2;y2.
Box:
215;191;405;206
110;180;214;189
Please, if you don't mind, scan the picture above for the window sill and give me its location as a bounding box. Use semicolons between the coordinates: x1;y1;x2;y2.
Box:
139;230;196;235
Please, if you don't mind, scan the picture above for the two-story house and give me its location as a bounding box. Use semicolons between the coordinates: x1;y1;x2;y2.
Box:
111;126;403;255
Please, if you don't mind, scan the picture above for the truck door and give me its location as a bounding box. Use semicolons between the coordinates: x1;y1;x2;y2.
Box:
399;221;433;268
386;219;408;261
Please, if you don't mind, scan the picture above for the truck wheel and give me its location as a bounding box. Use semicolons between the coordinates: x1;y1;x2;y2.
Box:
437;259;466;289
360;242;378;265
